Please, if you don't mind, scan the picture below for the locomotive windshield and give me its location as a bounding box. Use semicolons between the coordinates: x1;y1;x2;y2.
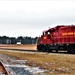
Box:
43;31;50;36
43;32;46;36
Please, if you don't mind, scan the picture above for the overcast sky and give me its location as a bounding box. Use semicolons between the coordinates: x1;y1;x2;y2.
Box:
0;1;75;37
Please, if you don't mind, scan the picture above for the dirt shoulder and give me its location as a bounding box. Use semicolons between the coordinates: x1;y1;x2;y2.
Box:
0;49;75;75
0;44;37;50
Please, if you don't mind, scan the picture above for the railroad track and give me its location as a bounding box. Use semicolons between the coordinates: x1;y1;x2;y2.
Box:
0;61;8;75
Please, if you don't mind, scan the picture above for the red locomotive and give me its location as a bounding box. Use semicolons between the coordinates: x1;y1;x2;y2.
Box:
37;25;75;53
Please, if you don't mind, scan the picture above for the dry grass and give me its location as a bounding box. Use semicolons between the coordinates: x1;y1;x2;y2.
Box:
0;44;75;75
0;50;75;75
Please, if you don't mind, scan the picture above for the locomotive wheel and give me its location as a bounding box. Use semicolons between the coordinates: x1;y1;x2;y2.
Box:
37;49;41;52
41;45;47;52
37;45;41;52
48;49;52;52
56;49;58;53
68;49;75;54
70;47;75;54
37;45;46;52
38;47;42;52
42;48;45;52
67;50;71;54
70;49;75;54
67;44;75;54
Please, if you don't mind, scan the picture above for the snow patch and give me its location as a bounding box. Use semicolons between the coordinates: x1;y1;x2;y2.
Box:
5;64;47;74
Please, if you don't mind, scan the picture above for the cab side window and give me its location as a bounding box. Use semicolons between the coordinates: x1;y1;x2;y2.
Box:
48;32;50;35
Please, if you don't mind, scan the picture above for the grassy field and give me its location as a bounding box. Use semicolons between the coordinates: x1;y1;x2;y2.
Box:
0;50;75;75
0;44;75;75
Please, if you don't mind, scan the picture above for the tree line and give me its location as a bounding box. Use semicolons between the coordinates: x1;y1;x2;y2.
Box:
0;36;38;44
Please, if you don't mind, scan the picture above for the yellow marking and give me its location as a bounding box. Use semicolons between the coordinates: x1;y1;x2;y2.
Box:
62;32;75;36
67;32;73;35
62;33;67;36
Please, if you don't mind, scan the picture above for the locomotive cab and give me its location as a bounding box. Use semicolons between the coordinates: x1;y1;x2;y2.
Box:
40;30;53;44
37;30;53;52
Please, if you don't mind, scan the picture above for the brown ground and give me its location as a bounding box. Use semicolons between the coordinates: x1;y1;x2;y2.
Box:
0;44;75;75
0;44;37;50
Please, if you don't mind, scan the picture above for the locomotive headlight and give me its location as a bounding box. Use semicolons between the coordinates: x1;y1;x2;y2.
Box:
43;36;47;39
